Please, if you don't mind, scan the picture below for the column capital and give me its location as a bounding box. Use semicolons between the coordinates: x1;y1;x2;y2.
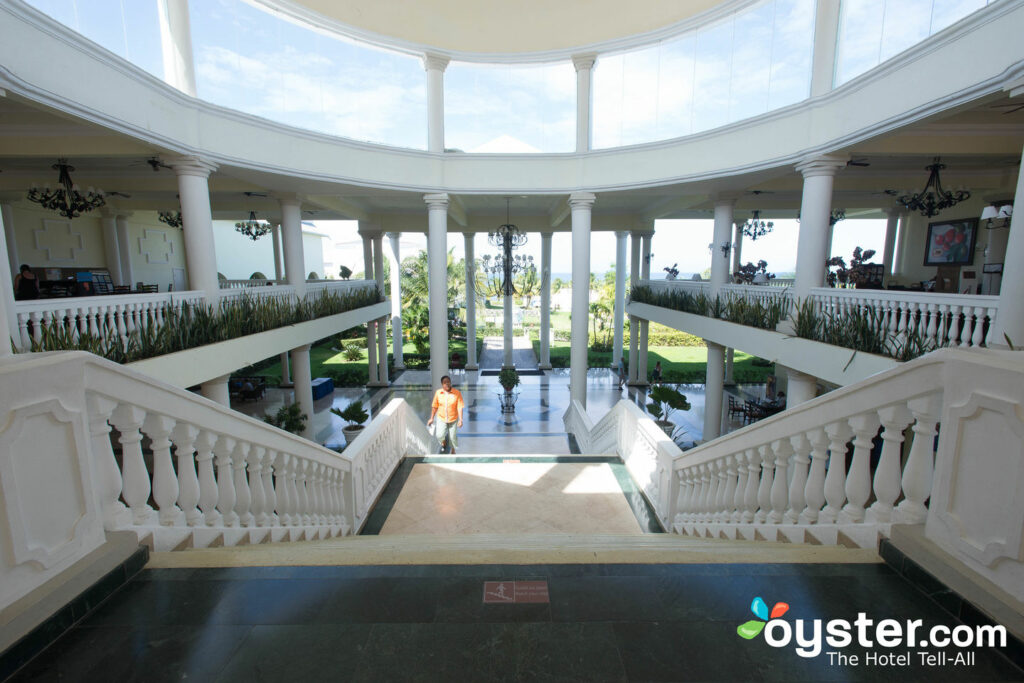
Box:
292;344;311;353
540;231;554;239
114;211;134;220
422;52;450;72
385;231;401;240
711;192;742;206
883;206;905;218
166;155;218;178
424;192;450;209
273;192;302;209
568;191;596;209
795;154;848;178
572;53;597;72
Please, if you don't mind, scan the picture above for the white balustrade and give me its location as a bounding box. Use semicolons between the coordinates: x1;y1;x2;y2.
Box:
219;278;285;289
720;283;791;308
641;279;710;297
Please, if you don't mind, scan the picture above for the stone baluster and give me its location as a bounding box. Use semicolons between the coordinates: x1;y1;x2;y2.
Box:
195;430;221;526
732;454;749;523
295;459;311;526
86;395;127;528
323;467;337;527
672;471;688;526
867;404;913;523
110;404;151;524
330;467;343;527
682;469;698;524
232;441;253;527
85;305;98;337
275;452;292;525
704;463;721;524
287;455;302;526
248;446;267;527
785;434;810;523
754;445;773;524
308;462;323;526
261;449;278;526
841;413;880;523
691;466;706;523
742;448;761;524
721;456;738;524
171;423;202;526
895;395;941;524
104;306;116;342
972;307;987;347
800;428;829;523
769;439;792;524
215;436;238;526
819;421;853;523
924;303;939;345
114;303;128;341
947;304;963;346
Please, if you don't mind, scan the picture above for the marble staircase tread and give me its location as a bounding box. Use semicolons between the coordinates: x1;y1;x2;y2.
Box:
148;533;881;568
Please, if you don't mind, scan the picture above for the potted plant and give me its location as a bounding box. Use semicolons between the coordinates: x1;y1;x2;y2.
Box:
331;400;369;445
646;384;691;438
263;403;307;435
498;367;520;413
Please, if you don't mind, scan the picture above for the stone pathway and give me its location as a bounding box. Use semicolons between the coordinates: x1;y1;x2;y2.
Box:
477;334;539;369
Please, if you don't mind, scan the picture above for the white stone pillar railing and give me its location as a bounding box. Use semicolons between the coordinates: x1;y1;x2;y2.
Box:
219;279;286;289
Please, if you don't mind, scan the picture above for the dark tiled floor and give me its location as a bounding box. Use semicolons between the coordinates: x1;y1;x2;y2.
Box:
9;563;1024;682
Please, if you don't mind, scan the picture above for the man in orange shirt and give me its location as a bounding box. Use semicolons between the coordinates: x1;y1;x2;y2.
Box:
427;375;464;454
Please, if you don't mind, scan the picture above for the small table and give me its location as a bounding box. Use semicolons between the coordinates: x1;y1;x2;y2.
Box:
311;377;334;400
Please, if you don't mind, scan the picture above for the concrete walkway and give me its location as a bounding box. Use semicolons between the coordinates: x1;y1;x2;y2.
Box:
477;334;539;369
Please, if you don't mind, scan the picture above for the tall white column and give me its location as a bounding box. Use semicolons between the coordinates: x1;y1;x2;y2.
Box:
710;198;736;295
291;344;315;440
990;144;1024;347
725;349;735;384
279;196;305;298
881;208;901;282
0;208;17;355
785;367;817;407
272;225;283;281
464;232;478;370
423;53;449;154
373;233;388;386
612;231;627;369
572;54;596;153
360;228;377;386
100;211;124;286
793;156;846;302
569;192;596;406
539;232;553;370
810;0;842;97
2;204;18;280
279;351;292;387
200;374;231;407
115;214;135;289
157;0;197;97
628;231;642;384
170;157;219;300
425;194;450;389
387;232;405;370
704;341;725;442
503;282;514;368
638;232;652;384
732;221;744;274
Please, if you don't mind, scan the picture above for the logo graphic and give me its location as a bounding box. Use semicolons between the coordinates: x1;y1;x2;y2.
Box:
737;596;789;640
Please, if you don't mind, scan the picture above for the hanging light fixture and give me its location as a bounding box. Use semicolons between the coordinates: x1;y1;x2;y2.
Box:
26;158;106;219
796;209;846;226
486;198;531;297
742;210;774;241
158;210;183;228
894;157;970;217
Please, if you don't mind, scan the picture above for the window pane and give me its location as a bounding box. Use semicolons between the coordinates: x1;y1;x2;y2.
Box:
836;0;886;85
692;18;734;134
768;0;814;109
730;3;774;122
879;0;932;62
445;62;575;153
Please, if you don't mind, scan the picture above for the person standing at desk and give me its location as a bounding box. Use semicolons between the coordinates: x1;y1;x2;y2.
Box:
427;375;464;454
14;265;39;300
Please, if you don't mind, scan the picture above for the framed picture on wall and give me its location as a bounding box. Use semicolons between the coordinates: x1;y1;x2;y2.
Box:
924;218;978;266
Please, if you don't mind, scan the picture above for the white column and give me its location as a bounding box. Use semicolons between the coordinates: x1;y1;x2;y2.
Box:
0;208;16;355
2;204;18;279
100;211;124;286
569;192;596;406
157;0;197;97
539;232;553;370
785;367;817;407
360;228;377;385
881;208;901;283
464;232;478;370
372;233;388;386
628;231;642;384
503;281;514;368
793;156;846;302
612;231;627;370
732;221;744;274
200;374;231;407
279;351;292;387
291;344;315;440
387;232;405;370
572;54;596;153
704;341;725;441
710;198;736;294
638;232;652;384
990;144;1024;347
272;225;283;281
279;196;305;298
810;0;841;98
170;157;219;300
725;349;735;384
425;194;450;389
115;214;135;288
423;53;449;154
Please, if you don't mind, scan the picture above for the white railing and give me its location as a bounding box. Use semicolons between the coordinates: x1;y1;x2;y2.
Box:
808;288;999;349
305;279;378;296
644;279;709;296
720;283;791;308
217;284;297;304
767;277;795;287
14;291;205;350
219;278;285;289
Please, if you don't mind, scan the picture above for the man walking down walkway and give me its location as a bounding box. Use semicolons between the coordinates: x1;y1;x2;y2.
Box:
427;375;464;454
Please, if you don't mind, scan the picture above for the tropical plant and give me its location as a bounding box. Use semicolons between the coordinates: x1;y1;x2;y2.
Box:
338;265;352;280
343;341;363;361
646;384;691;425
498;367;520;392
263;403;307;435
733;260;774;284
331;400;369;427
826;247;877;288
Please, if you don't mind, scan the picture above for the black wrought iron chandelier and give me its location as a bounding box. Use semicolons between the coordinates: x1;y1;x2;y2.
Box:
796;209;846;226
893;157;970;217
742;210;774;241
234;210;274;241
485;199;531;297
26;159;106;219
158;210;183;228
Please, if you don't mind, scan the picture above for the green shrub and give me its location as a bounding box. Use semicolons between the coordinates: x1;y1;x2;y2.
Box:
331;400;369;426
322;365;370;387
343;341;363;361
263;403;307;435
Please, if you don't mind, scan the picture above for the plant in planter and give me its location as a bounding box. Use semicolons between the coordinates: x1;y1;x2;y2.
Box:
646;384;691;438
498;367;520;413
331;400;369;445
338;265;352;280
263;403;307;435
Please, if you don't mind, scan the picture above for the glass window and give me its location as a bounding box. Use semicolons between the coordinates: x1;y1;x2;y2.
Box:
189;0;426;149
836;0;990;86
444;62;575;153
25;0;163;79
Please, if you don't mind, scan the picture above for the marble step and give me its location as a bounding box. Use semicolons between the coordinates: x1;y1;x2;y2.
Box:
148;532;880;568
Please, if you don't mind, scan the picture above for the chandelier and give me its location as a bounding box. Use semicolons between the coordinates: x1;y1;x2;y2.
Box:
158;211;183;228
742;210;774;241
234;210;274;241
485;199;531;297
26;159;106;219
796;209;846;226
894;157;970;217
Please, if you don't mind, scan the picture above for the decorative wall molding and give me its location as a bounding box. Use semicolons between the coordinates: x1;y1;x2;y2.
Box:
33;220;83;263
139;229;173;264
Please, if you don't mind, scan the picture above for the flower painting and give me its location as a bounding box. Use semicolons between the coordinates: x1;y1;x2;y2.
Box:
924;218;978;266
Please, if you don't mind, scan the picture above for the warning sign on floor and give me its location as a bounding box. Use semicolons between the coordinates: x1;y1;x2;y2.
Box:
482;580;550;604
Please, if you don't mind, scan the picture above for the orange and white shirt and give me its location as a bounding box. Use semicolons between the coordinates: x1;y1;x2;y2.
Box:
431;388;464;424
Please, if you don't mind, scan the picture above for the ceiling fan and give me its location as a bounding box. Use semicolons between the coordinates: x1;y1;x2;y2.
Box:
989;102;1024;115
847;158;870;167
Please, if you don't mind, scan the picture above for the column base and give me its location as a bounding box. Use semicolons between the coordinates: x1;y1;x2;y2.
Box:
279;382;294;389
537;364;552;371
392;363;406;371
465;364;479;371
367;381;389;388
627;380;650;388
